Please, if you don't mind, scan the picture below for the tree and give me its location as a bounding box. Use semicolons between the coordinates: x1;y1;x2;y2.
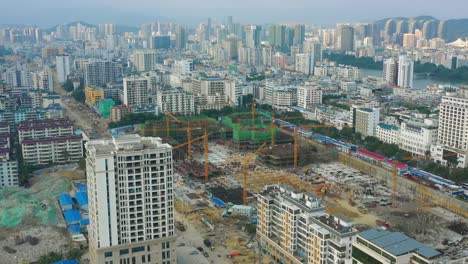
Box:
62;79;74;92
72;88;85;103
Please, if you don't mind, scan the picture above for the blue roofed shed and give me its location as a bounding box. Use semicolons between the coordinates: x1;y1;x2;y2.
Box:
75;192;88;212
52;260;79;264
58;194;73;211
75;183;87;192
63;209;81;226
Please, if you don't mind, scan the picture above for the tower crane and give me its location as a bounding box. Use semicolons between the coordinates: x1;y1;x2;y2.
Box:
242;142;267;205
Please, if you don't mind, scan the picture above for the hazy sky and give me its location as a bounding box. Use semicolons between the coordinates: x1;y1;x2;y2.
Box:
2;0;467;27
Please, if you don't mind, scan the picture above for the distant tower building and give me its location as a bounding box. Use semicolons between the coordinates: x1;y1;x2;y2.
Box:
175;26;187;50
437;21;447;39
339;25;354;52
383;58;398;86
56;54;70;84
245;25;262;48
396;20;408;35
295;53;313;75
293;24;305;46
123;76;150;106
408;19;417;34
86;135;177;264
422;21;437;40
397;55;414;88
384;19;397;38
403;34;416;48
150;35;170;50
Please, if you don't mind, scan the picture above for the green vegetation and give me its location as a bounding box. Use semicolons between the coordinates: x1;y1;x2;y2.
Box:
202;106;236;119
323;53;383;70
322;94;346;102
413;161;468;184
109;113;163;128
402;103;435;115
330;102;351;110
71;88;85;103
36;248;83;264
246;75;266;81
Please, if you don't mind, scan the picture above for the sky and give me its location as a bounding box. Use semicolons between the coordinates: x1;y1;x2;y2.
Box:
1;0;467;27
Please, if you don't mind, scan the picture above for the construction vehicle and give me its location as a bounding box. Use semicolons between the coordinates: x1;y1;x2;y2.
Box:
242;142;267;205
227;252;241;258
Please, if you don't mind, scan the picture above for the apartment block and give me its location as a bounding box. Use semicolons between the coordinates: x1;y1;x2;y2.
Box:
257;184;358;264
0;160;18;187
376;123;400;145
431;88;468;167
18;119;83;165
351;107;380;137
111;105;133;122
156;88;195;116
297;85;322;109
399;119;438;156
85;86;105;106
123;76;150;106
86;135;176;264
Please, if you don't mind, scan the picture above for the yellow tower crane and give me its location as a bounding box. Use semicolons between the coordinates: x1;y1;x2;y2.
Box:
242;142;267;205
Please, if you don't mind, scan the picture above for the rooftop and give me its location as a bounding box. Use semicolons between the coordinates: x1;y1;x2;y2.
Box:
18;119;72;131
87;134;172;155
359;229;441;259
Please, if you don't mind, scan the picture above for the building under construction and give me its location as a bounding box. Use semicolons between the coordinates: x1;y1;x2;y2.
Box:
221;112;292;150
257;144;335;168
141;115;232;141
176;160;222;179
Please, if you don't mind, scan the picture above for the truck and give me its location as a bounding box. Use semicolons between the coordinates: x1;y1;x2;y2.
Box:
203;239;212;247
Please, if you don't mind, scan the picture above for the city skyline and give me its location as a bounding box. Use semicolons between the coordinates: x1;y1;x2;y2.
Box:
1;0;468;27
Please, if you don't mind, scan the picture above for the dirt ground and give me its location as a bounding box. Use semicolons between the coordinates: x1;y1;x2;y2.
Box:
0;226;72;264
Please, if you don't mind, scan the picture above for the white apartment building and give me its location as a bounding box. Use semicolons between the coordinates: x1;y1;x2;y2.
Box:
383;58;398;86
399;119;438;156
18;119;83;165
0;160;18;187
56;55;70;83
397;55;414;89
31;68;54;91
123;76;150;106
376;123;400;144
295;53;313;75
84;60;122;86
131;50;161;72
351;107;380;137
156;89;195;116
18;119;74;142
173;59;194;75
264;83;298;111
21;136;83;165
257;184;358;264
86;135;176;264
297;85;322;109
431;88;468;167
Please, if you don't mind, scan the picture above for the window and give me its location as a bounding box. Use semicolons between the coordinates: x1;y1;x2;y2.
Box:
104;251;113;258
119;249;129;255
132;246;145;253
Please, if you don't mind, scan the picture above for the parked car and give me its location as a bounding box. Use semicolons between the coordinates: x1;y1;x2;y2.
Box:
190;250;199;255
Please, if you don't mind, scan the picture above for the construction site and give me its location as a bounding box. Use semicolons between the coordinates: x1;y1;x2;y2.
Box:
150;109;468;263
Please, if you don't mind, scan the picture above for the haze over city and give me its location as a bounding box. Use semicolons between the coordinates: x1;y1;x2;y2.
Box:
1;0;468;26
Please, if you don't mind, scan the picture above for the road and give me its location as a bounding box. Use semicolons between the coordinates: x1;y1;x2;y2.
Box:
53;76;110;138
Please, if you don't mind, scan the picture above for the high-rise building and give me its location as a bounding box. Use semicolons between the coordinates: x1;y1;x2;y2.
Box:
123;76;150;106
402;33;416;48
437;21;447;40
384;19;397;39
397;55;414;89
431;87;468;167
297;84;322;109
257;185;358;264
150;35;170;50
86;135;176;264
56;55;70;84
295;53;313;75
244;25;261;48
351;107;380;137
339;25;354;52
383;58;398;86
157;88;195;116
422;20;437;40
293;24;305;46
84;60;123;86
303;39;322;64
131;50;162;72
31;68;54;91
175;26;187;50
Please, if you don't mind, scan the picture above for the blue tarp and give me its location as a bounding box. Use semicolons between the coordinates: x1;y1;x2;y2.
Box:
63;209;81;224
58;194;73;208
211;198;226;207
80;218;90;225
75;183;87;192
68;224;81;234
75;192;88;206
52;260;79;264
